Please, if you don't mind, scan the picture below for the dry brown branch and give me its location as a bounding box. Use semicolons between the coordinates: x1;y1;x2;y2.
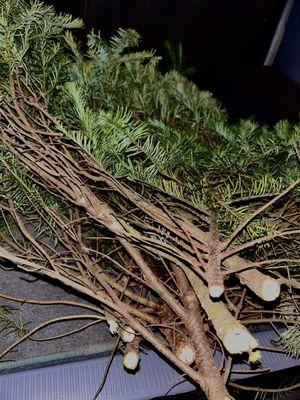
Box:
0;80;298;400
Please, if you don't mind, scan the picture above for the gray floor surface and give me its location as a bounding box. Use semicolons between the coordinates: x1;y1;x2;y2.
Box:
0;267;115;371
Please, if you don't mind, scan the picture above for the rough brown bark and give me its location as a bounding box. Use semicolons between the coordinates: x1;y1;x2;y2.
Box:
173;265;234;400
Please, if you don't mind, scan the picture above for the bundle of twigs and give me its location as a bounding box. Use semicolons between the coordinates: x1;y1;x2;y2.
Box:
0;75;299;400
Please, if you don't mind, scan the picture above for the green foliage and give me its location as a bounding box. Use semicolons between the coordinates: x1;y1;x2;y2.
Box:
56;28;300;239
0;150;64;251
163;40;196;78
0;305;26;337
0;0;82;101
0;0;298;241
63;28;224;128
280;325;300;358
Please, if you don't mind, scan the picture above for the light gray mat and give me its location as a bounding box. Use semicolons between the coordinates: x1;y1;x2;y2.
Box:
0;350;193;400
0;318;299;399
0;337;299;400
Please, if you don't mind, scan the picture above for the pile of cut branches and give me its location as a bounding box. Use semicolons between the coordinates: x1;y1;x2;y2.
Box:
0;2;299;400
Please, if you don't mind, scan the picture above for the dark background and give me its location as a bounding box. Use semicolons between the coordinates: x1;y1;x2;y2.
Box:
44;0;300;124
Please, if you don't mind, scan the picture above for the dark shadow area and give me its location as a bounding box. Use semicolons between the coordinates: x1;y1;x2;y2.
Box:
199;64;300;124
